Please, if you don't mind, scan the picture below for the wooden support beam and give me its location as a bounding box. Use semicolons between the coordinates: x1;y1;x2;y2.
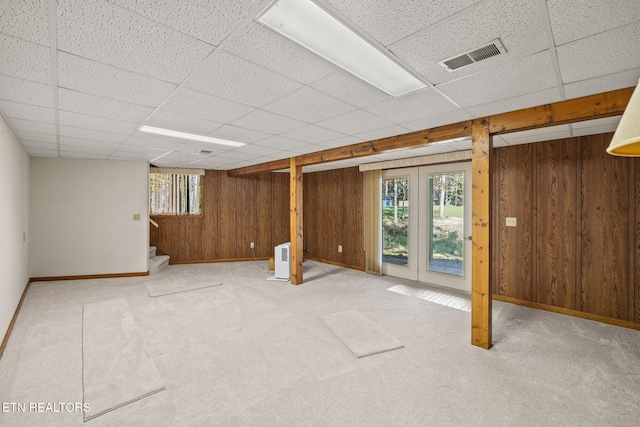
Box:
471;118;492;350
227;158;290;177
289;157;303;285
228;121;472;176
490;86;633;135
227;86;634;178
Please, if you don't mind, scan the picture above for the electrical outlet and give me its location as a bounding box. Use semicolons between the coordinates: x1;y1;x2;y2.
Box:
133;213;141;221
338;245;343;253
250;242;254;249
506;217;517;227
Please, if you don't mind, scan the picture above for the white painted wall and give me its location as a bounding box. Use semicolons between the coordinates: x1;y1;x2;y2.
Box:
0;115;30;341
30;158;149;277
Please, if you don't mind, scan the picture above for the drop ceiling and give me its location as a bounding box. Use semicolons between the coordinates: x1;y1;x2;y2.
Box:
0;0;638;172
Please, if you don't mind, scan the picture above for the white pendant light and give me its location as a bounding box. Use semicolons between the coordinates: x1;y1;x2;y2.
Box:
607;79;640;156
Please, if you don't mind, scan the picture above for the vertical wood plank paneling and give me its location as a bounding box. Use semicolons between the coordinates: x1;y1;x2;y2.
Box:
236;176;257;258
219;172;238;259
302;167;365;270
580;134;629;320
303;172;317;259
256;173;273;257
495;144;533;300
201;171;218;259
535;138;578;309
272;173;290;247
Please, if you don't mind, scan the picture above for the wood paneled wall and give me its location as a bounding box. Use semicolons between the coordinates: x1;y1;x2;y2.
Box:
303;167;365;270
493;133;640;325
151;170;290;262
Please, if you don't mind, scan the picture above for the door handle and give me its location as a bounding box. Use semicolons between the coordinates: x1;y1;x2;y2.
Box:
466;236;472;241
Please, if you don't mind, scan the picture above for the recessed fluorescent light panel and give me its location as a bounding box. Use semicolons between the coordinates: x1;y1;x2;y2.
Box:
256;0;426;97
138;126;245;148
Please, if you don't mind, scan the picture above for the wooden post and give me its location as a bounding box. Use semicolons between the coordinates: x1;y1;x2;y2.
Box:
471;118;492;349
290;157;304;285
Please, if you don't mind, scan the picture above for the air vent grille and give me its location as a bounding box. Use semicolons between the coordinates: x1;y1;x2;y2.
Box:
439;39;507;72
198;150;213;155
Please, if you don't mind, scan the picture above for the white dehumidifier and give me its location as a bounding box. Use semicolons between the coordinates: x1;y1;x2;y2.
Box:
274;242;291;280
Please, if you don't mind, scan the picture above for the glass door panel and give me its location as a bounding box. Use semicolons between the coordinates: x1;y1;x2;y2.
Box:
382;177;409;266
427;172;464;277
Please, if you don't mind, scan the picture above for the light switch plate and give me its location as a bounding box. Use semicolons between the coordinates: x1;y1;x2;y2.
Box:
133;213;141;221
506;217;517;227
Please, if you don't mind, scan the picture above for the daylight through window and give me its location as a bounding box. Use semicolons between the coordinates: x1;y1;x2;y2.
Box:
149;169;203;215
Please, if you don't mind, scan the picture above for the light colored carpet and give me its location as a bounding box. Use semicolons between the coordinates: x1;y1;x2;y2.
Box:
2;260;640;426
82;298;165;421
320;309;404;358
146;277;222;297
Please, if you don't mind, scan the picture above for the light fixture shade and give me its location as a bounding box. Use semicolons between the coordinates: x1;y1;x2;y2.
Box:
607;79;640;156
138;125;245;148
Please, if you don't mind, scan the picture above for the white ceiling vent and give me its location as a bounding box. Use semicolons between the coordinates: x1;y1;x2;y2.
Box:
439;39;507;72
198;150;213;155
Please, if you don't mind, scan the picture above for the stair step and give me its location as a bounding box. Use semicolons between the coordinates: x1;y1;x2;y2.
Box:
149;254;170;275
149;246;157;258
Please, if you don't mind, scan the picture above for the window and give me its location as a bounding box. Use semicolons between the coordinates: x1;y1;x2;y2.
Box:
149;169;204;215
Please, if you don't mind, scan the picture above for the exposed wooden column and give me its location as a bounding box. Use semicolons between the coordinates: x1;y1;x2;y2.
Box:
471;118;492;349
290;157;304;285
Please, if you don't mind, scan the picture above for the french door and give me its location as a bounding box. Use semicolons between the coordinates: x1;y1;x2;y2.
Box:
381;163;472;292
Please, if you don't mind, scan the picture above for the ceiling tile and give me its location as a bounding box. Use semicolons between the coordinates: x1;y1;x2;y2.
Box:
228;144;284;158
365;88;458;123
114;144;167;156
16;130;57;144
318;135;364;148
0;75;54;108
548;0;640;45
59;144;114;156
0;34;51;84
316;109;394;135
26;147;59;157
59;126;127;144
281;124;345;144
58;88;153;123
186;51;302;108
356;125;411;142
438;51;556;108
144;109;222;135
57;0;213;83
175;141;228;156
563;68;640;100
401;109;474;132
254;135;313;151
107;0;263;46
61;151;109;160
8;117;56;134
572;116;621;137
162;87;254;123
492;136;509;147
57;53;177;107
500;124;571;145
390;0;548;85
224;22;336;85
109;151;158;161
59;136;120;150
0;100;55;123
465;87;562;118
231;109;306;134
310;70;391;108
325;0;481;46
0;0;50;46
557;21;640;83
59;110;138;135
214;150;259;162
21;140;57;150
206;125;270;144
263;87;356;123
121;135;185;151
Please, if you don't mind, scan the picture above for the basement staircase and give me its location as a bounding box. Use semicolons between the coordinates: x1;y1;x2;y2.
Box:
149;246;170;275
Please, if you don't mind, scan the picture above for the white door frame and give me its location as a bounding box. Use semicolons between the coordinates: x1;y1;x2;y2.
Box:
417;162;472;292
